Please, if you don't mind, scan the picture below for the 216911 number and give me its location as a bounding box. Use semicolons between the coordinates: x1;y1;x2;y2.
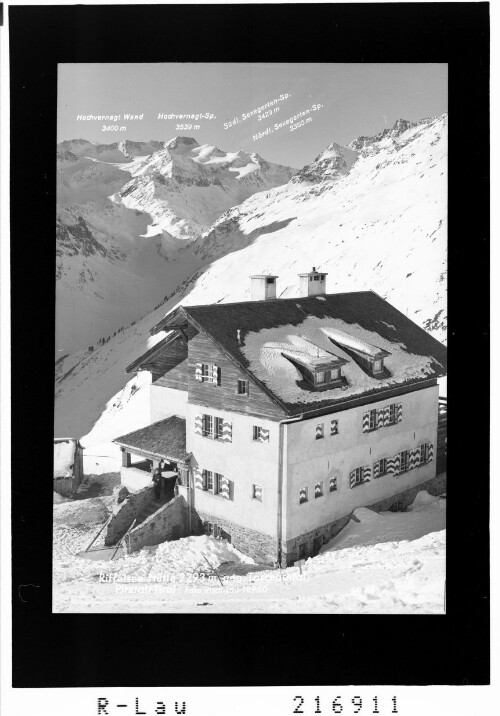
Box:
293;696;399;714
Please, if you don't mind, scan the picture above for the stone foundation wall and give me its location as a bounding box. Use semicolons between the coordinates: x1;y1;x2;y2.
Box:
282;472;446;567
104;485;155;546
194;510;277;565
125;495;190;553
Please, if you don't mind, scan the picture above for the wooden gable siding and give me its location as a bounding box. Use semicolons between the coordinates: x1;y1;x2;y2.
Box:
153;357;189;390
147;327;197;386
187;331;286;419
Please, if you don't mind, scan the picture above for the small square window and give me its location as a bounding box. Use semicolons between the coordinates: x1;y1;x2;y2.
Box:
266;277;275;285
299;487;308;504
205;522;214;536
252;484;263;501
316;423;324;439
373;358;383;374
237;379;248;395
313;275;320;281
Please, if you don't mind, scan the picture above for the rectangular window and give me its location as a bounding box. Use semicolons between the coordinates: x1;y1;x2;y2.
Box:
237;379;248;395
330;419;339;436
369;408;377;430
201;363;211;381
266;277;275;285
205;521;214;536
329;476;337;492
315;423;324;439
316;370;325;384
202;414;213;437
353;467;364;486
299;487;308;504
400;450;409;473
203;469;214;491
252;484;263;501
388;403;397;425
314;275;320;281
314;481;323;498
214;417;223;440
215;472;224;494
373;358;383;373
379;458;388;476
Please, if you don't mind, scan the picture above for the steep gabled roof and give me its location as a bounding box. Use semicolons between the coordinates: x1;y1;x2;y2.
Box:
148;291;447;415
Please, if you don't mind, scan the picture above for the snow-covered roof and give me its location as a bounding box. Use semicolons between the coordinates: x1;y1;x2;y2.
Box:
54;439;78;478
149;291;447;414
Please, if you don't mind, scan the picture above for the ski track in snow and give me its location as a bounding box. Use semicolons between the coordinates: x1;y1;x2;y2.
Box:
53;490;446;614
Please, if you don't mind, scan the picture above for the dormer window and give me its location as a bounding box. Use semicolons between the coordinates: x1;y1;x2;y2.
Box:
281;342;348;390
320;328;390;378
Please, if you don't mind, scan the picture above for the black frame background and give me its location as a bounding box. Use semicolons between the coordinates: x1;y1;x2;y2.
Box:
10;2;490;687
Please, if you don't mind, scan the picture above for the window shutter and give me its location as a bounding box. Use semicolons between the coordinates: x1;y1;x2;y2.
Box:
330;419;338;436
194;467;204;490
377;409;385;429
349;470;356;489
409;447;421;470
316;424;324;439
362;412;370;433
396;402;403;423
211;364;219;385
194;415;203;436
195;363;203;382
259;428;270;443
220;476;230;499
314;482;322;498
221;419;232;443
383;405;391;427
299;487;307;503
254;484;262;500
373;460;380;479
329;476;337;492
427;442;434;462
386;456;396;474
363;465;371;482
392;453;401;476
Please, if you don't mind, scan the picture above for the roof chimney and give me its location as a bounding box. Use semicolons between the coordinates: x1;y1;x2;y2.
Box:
298;267;328;297
250;274;278;301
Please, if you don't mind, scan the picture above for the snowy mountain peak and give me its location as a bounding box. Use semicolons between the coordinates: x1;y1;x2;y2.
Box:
292;141;359;184
164;136;200;153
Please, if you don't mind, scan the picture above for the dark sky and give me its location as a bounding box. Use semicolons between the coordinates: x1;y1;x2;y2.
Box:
58;63;447;168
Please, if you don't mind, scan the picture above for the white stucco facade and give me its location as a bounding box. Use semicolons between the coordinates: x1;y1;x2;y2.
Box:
186;402;281;538
150;384;188;423
282;384;439;541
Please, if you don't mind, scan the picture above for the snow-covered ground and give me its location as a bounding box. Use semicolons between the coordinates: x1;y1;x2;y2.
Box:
53;486;446;614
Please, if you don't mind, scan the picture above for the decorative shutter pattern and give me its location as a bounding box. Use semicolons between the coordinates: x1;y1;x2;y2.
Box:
314;482;322;498
396;403;403;423
194;415;203;436
329;476;337;492
409;447;421;470
373;460;380;479
362;412;370;432
221;419;232;443
195;363;203;382
220;476;230;500
259;428;270;443
254;484;262;500
349;470;357;489
299;487;307;503
377;409;385;429
330;419;338;436
392;453;401;476
194;467;204;490
211;364;219;385
383;405;391;427
316;424;324;439
386;456;396;474
427;442;434;462
363;465;371;482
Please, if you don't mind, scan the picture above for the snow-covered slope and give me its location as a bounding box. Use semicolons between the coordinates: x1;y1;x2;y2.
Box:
55;115;447;465
57;138;295;354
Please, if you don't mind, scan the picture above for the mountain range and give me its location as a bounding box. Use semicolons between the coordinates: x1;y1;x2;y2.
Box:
55;114;447;472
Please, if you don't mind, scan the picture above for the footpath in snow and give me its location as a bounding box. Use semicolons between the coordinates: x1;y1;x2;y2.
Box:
53;482;446;614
